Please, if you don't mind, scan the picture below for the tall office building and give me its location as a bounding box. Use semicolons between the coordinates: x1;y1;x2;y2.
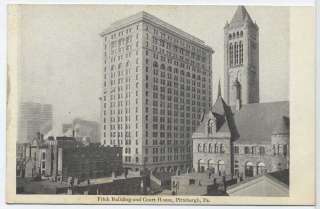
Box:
18;102;53;142
100;12;213;172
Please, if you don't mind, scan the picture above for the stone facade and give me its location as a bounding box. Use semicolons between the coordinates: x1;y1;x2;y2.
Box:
224;6;259;106
192;100;289;179
192;6;289;180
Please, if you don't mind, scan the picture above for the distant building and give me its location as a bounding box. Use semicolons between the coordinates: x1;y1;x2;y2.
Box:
17;134;123;183
100;11;214;172
16;142;31;177
62;118;100;143
18;102;53;142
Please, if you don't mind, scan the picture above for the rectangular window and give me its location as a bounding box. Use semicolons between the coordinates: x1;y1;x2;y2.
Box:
189;179;195;185
244;146;250;154
234;146;239;154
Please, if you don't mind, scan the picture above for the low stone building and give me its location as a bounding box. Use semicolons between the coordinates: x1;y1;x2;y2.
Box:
192;95;289;179
17;133;123;183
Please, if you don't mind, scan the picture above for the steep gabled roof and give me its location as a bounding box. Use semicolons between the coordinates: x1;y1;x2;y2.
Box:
232;101;289;144
194;96;233;135
230;6;254;27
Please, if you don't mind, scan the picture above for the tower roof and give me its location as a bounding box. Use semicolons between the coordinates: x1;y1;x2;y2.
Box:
230;6;254;26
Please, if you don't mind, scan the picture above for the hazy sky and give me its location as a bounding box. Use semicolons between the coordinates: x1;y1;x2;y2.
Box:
17;5;289;131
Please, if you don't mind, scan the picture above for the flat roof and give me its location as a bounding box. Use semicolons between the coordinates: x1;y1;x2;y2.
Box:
100;11;213;52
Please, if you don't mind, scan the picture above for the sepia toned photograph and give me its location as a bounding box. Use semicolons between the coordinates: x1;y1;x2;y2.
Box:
6;3;316;205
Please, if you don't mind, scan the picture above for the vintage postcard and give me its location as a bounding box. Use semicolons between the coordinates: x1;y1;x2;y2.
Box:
6;4;315;205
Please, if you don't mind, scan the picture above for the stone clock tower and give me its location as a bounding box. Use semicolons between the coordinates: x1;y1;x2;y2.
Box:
224;6;259;107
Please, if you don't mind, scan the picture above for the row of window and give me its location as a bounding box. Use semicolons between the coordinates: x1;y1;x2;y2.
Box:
150;36;208;63
233;145;265;155
151;61;209;76
233;144;288;156
145;24;208;56
197;143;226;153
228;31;244;40
229;41;244;67
150;146;189;154
151;154;189;163
110;24;139;40
147;48;209;74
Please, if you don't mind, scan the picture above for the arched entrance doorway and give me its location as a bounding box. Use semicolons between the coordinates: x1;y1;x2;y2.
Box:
217;160;225;176
245;162;254;177
257;162;265;175
207;160;215;173
198;159;205;172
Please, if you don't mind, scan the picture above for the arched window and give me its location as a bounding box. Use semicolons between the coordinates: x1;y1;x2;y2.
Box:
126;61;130;67
232;33;235;39
240;31;243;37
229;34;232;40
203;144;207;152
220;144;225;153
245;162;254;177
214;143;219;153
257;162;266;175
153;61;158;68
236;31;239;37
239;41;243;65
160;64;165;70
234;42;239;65
229;43;233;67
208;119;215;134
198;144;202;152
209;144;212;153
217;160;225;176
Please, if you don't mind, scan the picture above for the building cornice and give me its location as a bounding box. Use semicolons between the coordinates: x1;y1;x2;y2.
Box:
100;11;213;53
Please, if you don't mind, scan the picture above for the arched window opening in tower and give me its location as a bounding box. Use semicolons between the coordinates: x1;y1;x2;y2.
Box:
229;43;233;67
239;41;243;65
234;42;239;65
